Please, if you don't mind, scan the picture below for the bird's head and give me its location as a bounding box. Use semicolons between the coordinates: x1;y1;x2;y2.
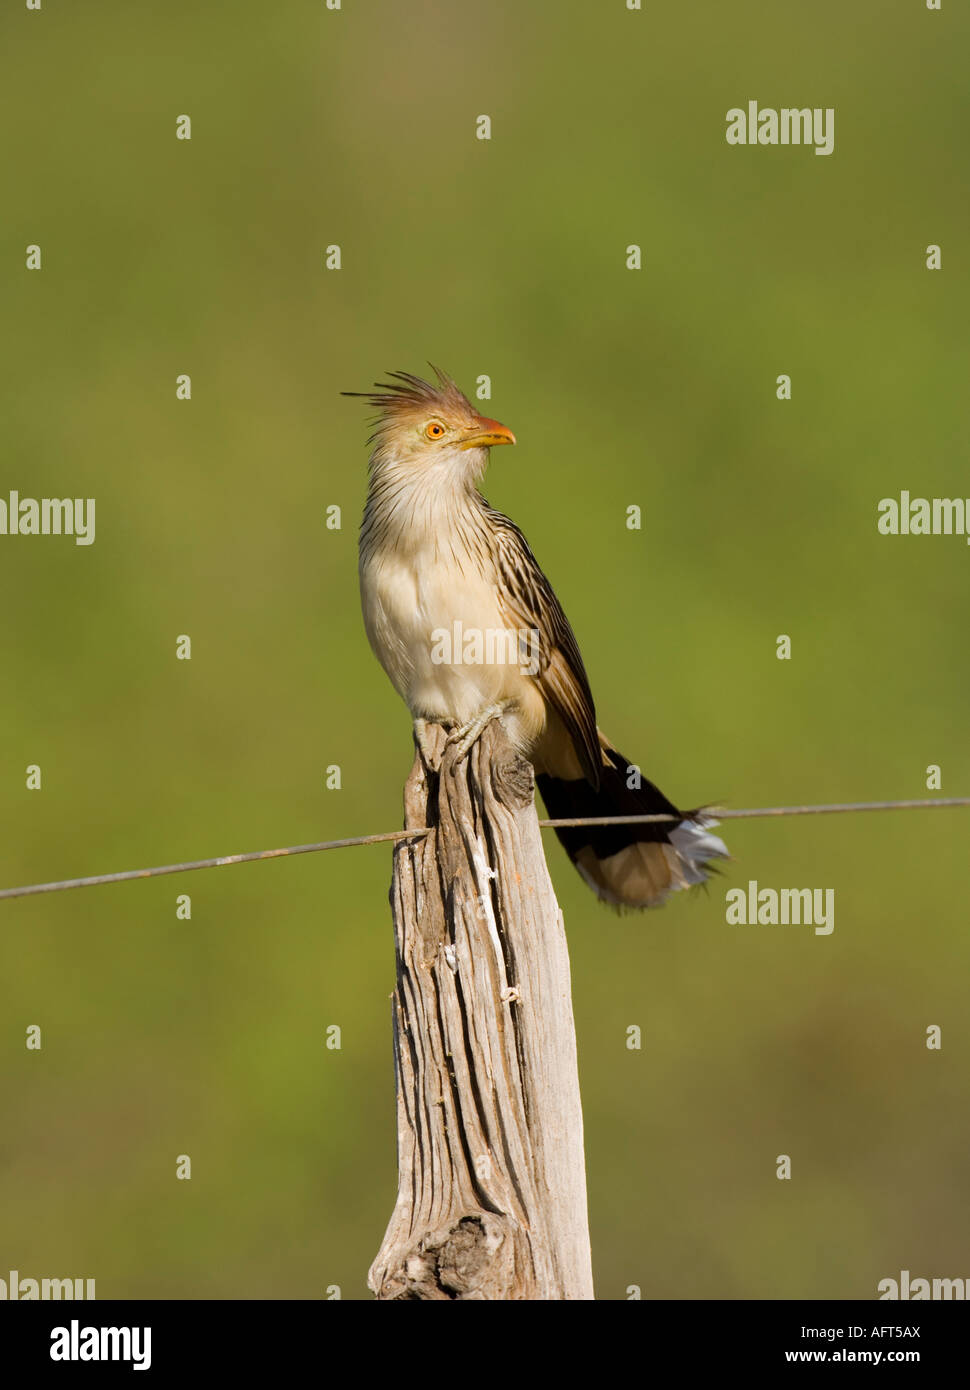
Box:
343;366;515;484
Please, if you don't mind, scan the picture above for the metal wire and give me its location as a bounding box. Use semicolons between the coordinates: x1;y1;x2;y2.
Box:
1;798;967;902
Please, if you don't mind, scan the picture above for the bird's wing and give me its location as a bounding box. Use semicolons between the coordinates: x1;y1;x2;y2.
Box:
488;509;602;789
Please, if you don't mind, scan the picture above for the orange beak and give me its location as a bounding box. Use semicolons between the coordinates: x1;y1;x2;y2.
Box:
460;415;516;450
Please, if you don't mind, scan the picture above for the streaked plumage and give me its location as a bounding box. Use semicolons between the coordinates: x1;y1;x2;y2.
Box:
347;367;727;908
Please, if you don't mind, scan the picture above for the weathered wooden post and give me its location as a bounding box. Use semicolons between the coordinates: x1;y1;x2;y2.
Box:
368;720;594;1300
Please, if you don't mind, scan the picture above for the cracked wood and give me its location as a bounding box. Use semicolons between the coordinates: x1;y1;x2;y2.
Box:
368;720;594;1300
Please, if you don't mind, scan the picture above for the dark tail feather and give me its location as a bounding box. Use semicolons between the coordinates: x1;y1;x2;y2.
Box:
536;743;728;909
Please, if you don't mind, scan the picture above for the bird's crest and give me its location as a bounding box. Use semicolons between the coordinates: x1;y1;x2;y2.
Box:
342;365;474;435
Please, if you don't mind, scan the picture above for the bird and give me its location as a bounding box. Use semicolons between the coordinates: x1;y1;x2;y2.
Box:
345;366;728;909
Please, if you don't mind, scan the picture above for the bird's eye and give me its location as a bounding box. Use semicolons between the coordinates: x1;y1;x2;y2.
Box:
425;420;446;439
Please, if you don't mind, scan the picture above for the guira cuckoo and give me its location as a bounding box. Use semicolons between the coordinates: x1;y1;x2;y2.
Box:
347;367;727;908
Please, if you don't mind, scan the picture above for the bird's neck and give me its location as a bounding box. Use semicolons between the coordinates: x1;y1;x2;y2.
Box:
361;447;488;555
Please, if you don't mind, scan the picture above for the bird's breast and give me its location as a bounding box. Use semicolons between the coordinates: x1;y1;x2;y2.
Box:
359;538;544;742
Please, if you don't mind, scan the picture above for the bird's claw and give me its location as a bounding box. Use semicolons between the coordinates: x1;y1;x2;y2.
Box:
444;703;509;763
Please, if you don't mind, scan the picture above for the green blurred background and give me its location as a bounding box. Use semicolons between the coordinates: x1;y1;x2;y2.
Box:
2;1;967;1299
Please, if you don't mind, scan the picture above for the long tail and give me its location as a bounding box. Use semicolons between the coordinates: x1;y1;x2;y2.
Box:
535;734;728;909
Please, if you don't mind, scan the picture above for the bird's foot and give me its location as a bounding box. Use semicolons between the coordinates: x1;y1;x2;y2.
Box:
444;702;511;762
